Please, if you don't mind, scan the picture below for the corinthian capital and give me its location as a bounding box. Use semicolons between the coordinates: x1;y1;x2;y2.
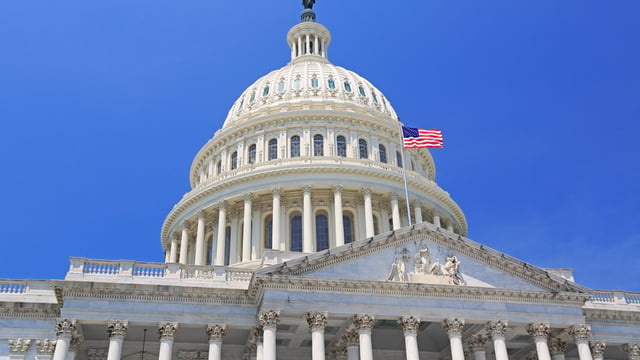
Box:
443;318;465;337
36;339;56;355
549;337;566;355
623;343;640;360
343;328;359;346
206;323;226;342
589;341;606;358
305;311;328;330
158;321;178;340
467;334;488;352
8;338;32;355
568;324;591;343
399;316;420;335
259;310;281;329
107;320;128;339
55;318;77;338
486;320;508;340
353;313;375;332
526;322;550;341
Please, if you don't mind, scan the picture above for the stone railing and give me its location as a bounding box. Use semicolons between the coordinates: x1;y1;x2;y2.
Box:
0;280;59;303
66;258;254;289
589;290;640;305
0;280;27;294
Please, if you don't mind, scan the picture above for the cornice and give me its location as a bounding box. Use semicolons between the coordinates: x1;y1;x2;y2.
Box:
55;282;253;306
0;302;60;319
583;308;640;323
162;165;466;245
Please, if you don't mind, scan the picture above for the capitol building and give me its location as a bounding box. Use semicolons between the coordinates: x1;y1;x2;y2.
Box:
1;3;639;360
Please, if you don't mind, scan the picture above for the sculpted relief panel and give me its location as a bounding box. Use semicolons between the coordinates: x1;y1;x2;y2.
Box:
387;243;465;285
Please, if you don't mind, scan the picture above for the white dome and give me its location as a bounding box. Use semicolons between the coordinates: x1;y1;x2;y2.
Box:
222;60;399;129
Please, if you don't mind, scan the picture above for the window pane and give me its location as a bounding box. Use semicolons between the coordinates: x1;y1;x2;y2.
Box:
328;79;336;89
277;81;285;93
269;139;278;160
379;144;387;163
290;214;302;251
344;82;352;92
291;136;300;158
294;79;301;90
343;213;354;244
231;151;238;170
248;144;256;164
265;216;272;249
337;136;346;157
396;151;402;168
313;134;324;156
359;139;368;159
315;213;329;251
249;91;256;103
311;78;319;88
263;86;270;96
358;86;366;97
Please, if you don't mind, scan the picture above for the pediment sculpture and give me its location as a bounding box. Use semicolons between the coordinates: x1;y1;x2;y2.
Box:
387;243;466;285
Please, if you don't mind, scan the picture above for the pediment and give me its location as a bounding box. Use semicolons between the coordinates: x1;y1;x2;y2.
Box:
256;223;589;294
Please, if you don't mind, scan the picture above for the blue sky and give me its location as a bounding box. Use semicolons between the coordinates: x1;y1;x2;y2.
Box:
0;1;639;291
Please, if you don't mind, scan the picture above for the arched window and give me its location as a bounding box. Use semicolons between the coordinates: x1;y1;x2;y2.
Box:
248;144;256;164
358;86;366;97
249;91;256;103
344;81;352;92
231;151;238;170
313;134;324;156
315;212;329;251
373;215;380;235
294;78;302;90
224;226;231;265
268;138;278;160
379;144;387;163
343;212;354;244
396;151;403;168
311;77;319;88
291;135;301;158
359;139;368;159
277;80;285;93
336;135;347;157
264;215;273;249
290;212;302;252
328;79;336;89
207;235;213;265
216;160;222;174
263;86;270;96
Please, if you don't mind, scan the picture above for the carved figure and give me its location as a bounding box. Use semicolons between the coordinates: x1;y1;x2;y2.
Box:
429;261;444;275
444;255;464;285
387;248;409;282
303;0;315;9
413;244;430;274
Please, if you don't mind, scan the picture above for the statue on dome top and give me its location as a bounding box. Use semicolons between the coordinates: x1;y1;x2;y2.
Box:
303;0;316;10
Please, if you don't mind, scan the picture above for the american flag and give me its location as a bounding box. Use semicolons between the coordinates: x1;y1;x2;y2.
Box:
402;126;443;148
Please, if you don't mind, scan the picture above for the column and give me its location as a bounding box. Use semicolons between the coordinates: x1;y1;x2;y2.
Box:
487;320;509;360
623;344;640;360
314;36;319;56
68;335;81;360
413;202;423;224
390;194;401;230
399;316;420;360
272;188;281;251
158;322;178;360
169;234;178;263
107;320;128;360
306;311;328;360
215;202;227;266
179;221;190;264
229;211;240;264
467;334;488;360
343;329;359;360
334;186;345;247
297;37;302;58
8;339;32;359
242;194;253;262
443;318;465;360
589;342;606;360
259;310;280;360
569;325;593;360
549;338;566;360
353;314;375;360
206;323;226;360
303;185;313;252
195;211;207;265
432;211;441;227
527;323;551;360
305;34;310;55
363;188;374;238
254;327;264;360
52;319;77;360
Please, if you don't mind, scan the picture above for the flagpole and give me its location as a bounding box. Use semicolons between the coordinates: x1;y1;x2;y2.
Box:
396;119;413;227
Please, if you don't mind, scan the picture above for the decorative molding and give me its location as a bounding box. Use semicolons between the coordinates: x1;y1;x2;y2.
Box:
55;318;77;338
487;320;508;340
206;323;226;342
398;316;420;335
353;313;375;332
258;309;280;329
526;322;550;341
305;311;328;330
443;318;465;337
8;339;32;355
549;337;566;355
107;320;128;339
158;321;178;340
36;339;56;355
